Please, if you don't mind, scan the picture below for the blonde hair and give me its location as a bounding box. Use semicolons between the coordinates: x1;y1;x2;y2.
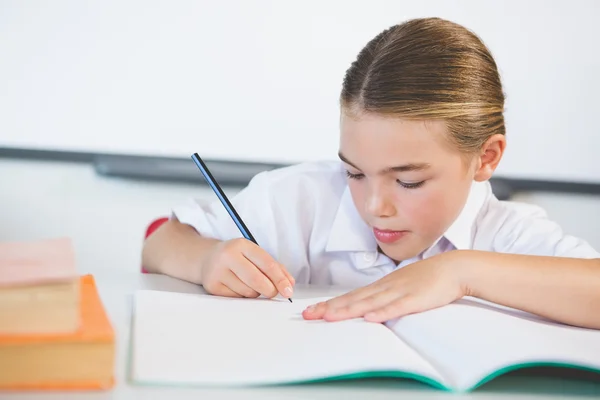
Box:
340;17;505;154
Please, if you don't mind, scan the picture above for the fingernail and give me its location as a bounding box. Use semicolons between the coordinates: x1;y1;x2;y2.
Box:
284;286;293;297
305;305;316;312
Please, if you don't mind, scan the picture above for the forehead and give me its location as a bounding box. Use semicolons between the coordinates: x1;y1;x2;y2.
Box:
339;112;455;165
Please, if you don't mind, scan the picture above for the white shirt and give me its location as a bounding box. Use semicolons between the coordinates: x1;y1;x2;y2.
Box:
172;161;599;287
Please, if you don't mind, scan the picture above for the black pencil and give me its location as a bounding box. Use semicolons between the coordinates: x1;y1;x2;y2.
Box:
191;153;293;303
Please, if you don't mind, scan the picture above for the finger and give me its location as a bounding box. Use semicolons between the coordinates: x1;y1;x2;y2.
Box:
282;266;296;286
304;285;382;319
302;287;381;320
364;295;420;323
327;283;385;309
274;261;296;287
302;301;328;320
210;282;243;298
322;290;402;322
223;270;261;298
230;256;278;298
242;244;294;298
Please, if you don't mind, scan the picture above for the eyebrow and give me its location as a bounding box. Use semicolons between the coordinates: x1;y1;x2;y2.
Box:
338;152;430;174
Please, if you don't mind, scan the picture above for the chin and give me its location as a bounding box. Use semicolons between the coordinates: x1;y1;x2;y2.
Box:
378;243;420;263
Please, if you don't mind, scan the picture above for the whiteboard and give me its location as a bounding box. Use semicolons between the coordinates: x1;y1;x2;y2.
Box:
1;0;599;184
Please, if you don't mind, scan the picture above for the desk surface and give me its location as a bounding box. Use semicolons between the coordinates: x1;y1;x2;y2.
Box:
2;270;600;400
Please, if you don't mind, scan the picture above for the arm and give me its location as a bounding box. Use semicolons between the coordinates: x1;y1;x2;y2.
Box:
141;219;220;285
142;218;295;298
458;250;600;329
303;250;600;330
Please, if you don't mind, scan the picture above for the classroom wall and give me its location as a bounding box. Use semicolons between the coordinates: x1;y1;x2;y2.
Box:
1;0;599;184
1;2;599;274
1;159;599;275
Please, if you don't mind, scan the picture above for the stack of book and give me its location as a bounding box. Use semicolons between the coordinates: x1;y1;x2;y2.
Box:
0;237;115;390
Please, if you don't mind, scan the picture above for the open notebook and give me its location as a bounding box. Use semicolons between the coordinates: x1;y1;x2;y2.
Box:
130;290;600;392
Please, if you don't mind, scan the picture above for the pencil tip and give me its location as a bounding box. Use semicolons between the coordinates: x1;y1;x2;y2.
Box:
288;298;293;303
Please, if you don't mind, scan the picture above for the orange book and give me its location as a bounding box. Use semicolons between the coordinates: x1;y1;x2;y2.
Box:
0;275;115;391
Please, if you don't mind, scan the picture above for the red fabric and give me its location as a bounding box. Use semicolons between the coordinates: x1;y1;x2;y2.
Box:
141;217;168;273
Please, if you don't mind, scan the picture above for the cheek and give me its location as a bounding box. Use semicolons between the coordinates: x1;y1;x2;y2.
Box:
395;186;460;233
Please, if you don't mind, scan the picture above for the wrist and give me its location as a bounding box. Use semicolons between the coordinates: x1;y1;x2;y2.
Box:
196;241;217;285
444;249;477;298
161;234;219;285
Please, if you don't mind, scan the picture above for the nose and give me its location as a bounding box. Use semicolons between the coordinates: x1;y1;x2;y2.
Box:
365;183;396;218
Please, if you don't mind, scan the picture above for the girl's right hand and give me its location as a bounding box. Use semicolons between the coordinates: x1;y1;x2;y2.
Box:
200;238;295;299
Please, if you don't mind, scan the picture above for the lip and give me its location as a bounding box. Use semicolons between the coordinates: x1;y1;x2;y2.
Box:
372;227;409;244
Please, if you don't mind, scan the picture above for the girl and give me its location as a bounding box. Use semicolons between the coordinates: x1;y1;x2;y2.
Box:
142;17;600;329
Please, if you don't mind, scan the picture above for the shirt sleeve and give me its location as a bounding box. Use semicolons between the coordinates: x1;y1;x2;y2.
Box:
172;171;272;243
491;201;600;259
170;169;314;282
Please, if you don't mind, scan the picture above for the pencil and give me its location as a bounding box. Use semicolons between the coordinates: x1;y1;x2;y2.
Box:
191;153;293;303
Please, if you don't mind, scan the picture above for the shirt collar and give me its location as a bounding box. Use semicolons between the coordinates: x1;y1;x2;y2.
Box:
325;180;491;262
325;187;385;270
325;186;377;254
440;180;491;251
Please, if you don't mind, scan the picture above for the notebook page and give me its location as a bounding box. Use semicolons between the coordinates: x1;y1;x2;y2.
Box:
131;290;444;386
387;297;600;391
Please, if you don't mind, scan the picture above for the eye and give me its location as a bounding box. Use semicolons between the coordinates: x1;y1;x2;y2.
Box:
397;180;425;189
345;170;364;180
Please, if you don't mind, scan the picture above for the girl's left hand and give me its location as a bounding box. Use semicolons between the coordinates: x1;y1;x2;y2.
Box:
302;250;468;323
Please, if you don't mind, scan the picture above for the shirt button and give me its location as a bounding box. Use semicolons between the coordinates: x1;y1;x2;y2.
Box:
363;253;376;262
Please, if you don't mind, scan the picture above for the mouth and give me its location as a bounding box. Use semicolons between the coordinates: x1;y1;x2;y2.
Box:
372;227;409;244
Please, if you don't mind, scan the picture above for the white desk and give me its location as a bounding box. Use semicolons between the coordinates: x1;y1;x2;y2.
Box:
2;270;600;400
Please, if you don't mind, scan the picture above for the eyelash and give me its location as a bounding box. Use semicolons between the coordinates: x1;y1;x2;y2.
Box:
345;170;425;189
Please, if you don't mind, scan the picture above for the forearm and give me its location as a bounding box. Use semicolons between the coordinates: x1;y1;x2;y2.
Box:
455;250;600;329
141;219;220;284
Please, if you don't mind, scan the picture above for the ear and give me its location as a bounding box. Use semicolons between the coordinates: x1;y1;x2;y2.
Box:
473;134;506;182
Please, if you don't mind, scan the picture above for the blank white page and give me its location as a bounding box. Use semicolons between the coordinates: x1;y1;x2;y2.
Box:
387;298;600;391
131;290;444;387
